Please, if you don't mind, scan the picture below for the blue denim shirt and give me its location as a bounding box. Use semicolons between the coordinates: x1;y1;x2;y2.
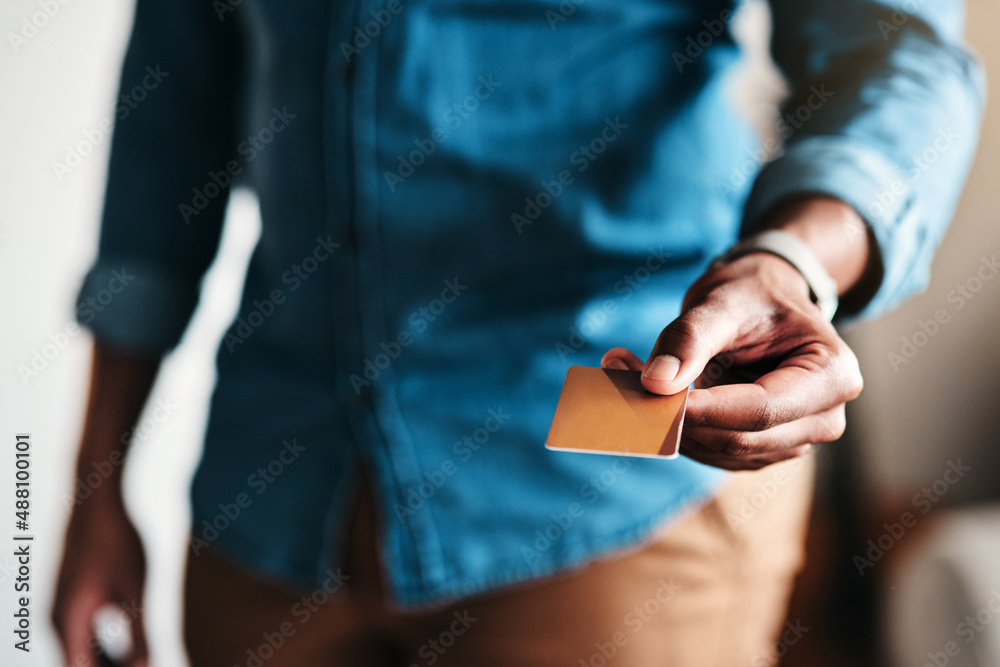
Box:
78;0;984;606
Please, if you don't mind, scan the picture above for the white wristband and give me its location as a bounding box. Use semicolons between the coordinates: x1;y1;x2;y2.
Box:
713;230;839;321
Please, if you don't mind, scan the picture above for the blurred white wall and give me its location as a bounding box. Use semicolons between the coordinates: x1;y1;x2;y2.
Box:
0;2;259;664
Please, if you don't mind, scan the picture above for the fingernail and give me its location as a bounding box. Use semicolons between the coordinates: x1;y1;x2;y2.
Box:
643;354;680;382
604;357;629;370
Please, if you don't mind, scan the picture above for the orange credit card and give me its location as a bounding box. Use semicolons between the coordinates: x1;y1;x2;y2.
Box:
545;366;689;459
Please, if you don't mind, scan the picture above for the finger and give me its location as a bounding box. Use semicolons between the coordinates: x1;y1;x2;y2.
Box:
685;340;862;431
600;347;644;371
686;405;845;458
641;302;745;396
681;437;813;471
694;355;769;389
54;590;102;667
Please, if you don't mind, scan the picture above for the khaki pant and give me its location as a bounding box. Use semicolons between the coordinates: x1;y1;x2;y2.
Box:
184;458;813;667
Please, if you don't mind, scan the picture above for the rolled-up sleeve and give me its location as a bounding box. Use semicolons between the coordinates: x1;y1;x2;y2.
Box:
76;1;245;352
745;0;986;322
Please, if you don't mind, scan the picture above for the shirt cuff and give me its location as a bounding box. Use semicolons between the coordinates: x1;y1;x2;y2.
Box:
75;259;202;354
741;136;931;324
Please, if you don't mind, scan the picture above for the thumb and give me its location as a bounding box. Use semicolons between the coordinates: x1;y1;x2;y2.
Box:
641;303;743;395
54;588;103;667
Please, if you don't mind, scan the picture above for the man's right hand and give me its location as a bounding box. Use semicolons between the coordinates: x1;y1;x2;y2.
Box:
52;494;150;667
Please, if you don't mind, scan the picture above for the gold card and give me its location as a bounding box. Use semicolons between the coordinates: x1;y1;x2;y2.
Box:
545;366;688;459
